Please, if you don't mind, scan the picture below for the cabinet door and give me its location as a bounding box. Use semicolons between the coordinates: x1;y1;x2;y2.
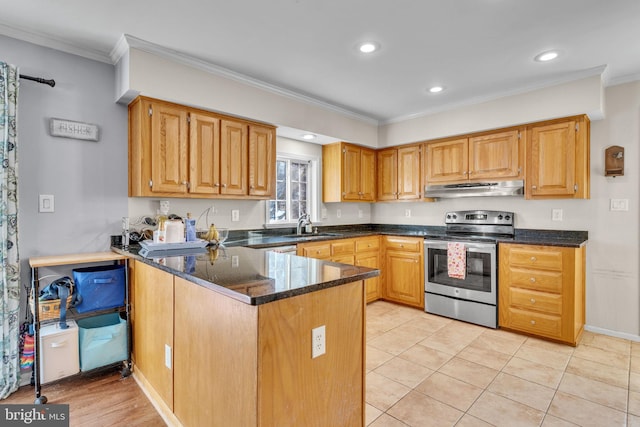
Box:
248;125;275;197
469;130;521;180
150;102;189;193
528;120;576;197
359;147;377;201
189;112;220;194
356;252;381;303
425;138;468;184
133;261;174;409
384;251;424;308
397;145;422;200
377;149;398;201
342;144;362;201
221;120;248;195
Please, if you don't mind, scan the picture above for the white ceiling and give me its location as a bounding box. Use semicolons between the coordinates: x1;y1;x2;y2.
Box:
1;0;639;128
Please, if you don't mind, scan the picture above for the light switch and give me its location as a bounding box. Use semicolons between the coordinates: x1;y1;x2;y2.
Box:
231;210;240;221
39;194;55;213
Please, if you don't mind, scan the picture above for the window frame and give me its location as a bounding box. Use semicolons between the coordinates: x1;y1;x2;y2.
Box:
265;152;320;227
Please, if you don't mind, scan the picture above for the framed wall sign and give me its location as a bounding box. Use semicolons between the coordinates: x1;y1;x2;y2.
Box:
49;118;100;141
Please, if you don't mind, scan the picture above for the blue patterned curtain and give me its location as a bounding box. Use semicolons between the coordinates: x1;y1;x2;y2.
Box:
0;61;20;399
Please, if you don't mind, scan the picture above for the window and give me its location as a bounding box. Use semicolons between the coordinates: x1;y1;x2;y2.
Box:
267;154;318;225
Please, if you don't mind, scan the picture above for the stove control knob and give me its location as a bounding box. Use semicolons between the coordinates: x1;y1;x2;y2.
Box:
498;215;503;220
446;214;451;220
505;215;511;221
452;214;457;220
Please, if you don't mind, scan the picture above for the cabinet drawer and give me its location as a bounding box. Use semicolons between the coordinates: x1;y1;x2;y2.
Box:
332;254;355;265
508;308;562;339
355;237;380;253
299;243;331;259
331;240;355;256
384;236;421;252
508;247;563;271
509;268;563;293
509;288;562;315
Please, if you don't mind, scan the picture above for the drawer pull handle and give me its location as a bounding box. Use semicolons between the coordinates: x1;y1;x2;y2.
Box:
530;320;536;325
530;277;536;283
530;256;537;262
530;298;536;304
400;244;404;248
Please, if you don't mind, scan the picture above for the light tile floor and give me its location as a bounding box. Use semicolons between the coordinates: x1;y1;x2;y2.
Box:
365;301;640;427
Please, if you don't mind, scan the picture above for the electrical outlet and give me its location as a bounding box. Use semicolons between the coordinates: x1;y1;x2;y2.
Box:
39;194;55;213
552;209;563;221
610;199;629;211
231;255;239;267
336;209;341;218
321;208;328;219
231;210;240;221
405;209;411;218
358;209;363;218
165;344;172;369
311;325;326;359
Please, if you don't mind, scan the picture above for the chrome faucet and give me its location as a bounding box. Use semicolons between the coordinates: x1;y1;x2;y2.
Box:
296;213;312;235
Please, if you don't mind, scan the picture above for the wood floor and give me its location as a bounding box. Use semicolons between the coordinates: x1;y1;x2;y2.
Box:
2;367;165;427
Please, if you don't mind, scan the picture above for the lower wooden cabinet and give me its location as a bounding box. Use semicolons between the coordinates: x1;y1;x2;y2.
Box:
132;261;366;426
298;236;382;303
498;243;586;345
382;236;424;309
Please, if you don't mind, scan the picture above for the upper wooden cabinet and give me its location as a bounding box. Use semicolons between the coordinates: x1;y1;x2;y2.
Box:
377;144;422;201
526;115;590;199
425;129;523;185
129;96;276;199
323;142;376;202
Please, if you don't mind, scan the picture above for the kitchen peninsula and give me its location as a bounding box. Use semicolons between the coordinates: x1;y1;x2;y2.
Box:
112;245;378;427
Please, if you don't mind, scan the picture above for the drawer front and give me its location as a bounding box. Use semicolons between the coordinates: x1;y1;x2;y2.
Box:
331;240;355;256
384;236;421;252
299;243;331;259
355;236;380;253
508;308;562;339
332;254;355;265
509;268;563;294
508;247;563;271
509;288;562;315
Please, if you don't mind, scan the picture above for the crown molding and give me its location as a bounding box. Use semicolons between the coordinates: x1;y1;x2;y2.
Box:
0;22;112;64
119;34;379;126
607;71;640;87
381;65;607;126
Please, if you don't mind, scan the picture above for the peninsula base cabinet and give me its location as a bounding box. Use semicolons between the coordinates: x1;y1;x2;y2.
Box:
131;260;365;427
498;243;586;346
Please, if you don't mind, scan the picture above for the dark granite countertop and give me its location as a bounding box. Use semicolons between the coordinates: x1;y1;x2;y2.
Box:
112;245;379;306
224;224;587;249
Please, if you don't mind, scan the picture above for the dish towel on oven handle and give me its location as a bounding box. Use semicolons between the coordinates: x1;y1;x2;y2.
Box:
447;242;466;279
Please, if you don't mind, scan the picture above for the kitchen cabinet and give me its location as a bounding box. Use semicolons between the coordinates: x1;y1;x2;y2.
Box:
424;129;523;184
355;236;382;303
498;243;585;345
248;124;276;197
128;96;275;199
383;236;424;309
298;236;381;303
377;144;422;201
526;115;590;199
131;260;174;410
323;142;376;202
132;260;365;426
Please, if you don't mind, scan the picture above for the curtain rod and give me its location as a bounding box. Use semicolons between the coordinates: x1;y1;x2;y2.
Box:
19;74;55;87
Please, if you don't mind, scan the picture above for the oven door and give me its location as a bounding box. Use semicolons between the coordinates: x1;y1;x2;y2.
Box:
424;240;496;305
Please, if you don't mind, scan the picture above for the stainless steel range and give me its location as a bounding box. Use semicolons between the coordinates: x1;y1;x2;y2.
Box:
424;210;514;328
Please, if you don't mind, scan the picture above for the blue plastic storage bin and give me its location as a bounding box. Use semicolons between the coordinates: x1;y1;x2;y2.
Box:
77;313;127;371
72;264;125;313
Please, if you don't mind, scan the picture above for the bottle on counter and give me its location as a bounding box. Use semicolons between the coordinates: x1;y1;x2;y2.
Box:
185;212;197;242
154;217;167;243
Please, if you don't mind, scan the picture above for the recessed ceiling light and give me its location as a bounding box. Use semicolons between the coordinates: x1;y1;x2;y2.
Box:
358;42;379;54
429;86;444;93
534;50;559;62
302;133;316;140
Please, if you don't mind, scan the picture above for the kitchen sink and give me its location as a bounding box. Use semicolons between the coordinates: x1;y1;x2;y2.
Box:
280;232;343;239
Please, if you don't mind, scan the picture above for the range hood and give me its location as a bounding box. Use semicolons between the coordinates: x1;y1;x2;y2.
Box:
424;180;525;199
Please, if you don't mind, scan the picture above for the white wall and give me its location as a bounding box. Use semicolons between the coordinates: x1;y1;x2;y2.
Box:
0;35;128;293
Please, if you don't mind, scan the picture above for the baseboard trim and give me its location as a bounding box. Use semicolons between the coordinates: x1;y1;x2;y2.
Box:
132;366;182;427
584;325;640;342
